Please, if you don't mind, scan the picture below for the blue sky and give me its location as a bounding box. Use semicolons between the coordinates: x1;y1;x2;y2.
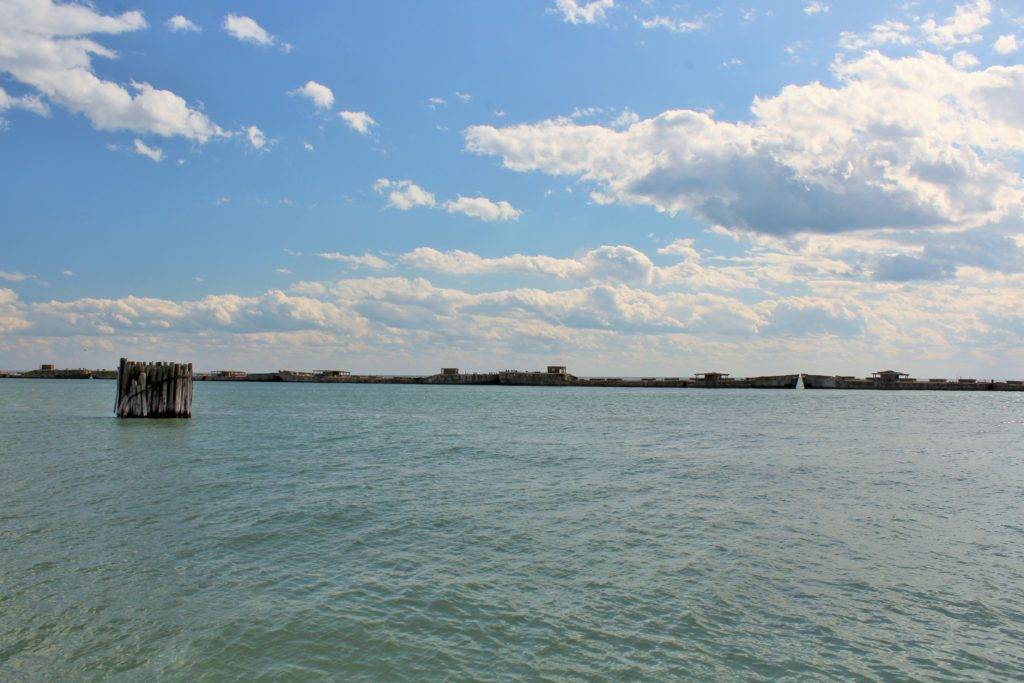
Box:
2;0;1024;376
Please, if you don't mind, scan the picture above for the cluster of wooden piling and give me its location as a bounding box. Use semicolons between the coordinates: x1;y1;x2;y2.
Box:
115;358;193;418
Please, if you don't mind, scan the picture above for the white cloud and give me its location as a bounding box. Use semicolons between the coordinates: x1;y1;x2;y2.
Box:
921;0;990;49
338;110;377;134
994;34;1020;54
276;268;293;275
303;142;313;151
0;0;225;142
785;40;808;61
803;2;829;15
0;270;31;282
465;51;1024;236
838;21;915;51
292;81;334;109
166;15;199;32
658;238;701;261
246;125;267;150
223;14;275;47
373;179;437;210
399;245;652;283
427;97;446;109
443;196;522;222
611;109;640;129
131;138;163;162
554;0;614;25
372;179;520;221
841;2;991;53
0;87;49;117
318;252;391;269
62;270;74;276
639;16;704;33
6;237;1024;376
455;91;472;103
953;50;980;68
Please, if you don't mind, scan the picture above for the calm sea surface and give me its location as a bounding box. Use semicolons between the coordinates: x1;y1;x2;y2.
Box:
2;380;1024;680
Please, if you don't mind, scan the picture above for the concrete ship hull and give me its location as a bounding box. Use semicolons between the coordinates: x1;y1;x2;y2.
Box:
802;374;1024;391
192;371;801;388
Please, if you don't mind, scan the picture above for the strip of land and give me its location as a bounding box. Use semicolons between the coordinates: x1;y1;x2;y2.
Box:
4;365;1024;390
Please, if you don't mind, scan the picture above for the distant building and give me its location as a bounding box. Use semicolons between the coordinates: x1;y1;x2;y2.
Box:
441;368;460;375
318;370;350;376
215;370;247;378
693;372;729;383
40;363;55;371
547;365;567;375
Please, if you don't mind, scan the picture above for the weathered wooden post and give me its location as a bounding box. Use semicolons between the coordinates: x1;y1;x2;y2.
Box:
115;358;193;418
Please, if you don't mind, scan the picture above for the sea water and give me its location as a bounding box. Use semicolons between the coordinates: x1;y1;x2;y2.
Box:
2;380;1023;679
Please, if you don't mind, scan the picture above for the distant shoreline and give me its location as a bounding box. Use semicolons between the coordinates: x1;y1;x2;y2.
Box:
4;366;1024;391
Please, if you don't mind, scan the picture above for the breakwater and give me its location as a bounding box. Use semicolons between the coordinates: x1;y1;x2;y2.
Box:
6;367;117;379
7;365;1024;390
803;371;1024;391
191;367;800;388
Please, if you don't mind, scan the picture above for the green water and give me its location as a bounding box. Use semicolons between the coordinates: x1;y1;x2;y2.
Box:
2;380;1023;680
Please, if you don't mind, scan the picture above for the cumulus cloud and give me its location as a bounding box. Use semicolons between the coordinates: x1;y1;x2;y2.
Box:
658;238;701;261
373;179;436;210
0;86;49;117
443;196;522;221
6;238;1024;376
397;244;747;290
131;138;163;162
245;125;267;150
465;51;1024;236
921;0;990;49
639;16;704;33
872;255;955;282
760;298;863;337
553;0;614;25
0;0;225;141
399;247;596;280
840;1;990;52
838;21;915;51
611;109;640;128
994;34;1020;54
223;14;280;48
0;271;32;282
318;252;391;269
338;110;377;134
953;50;980;68
373;179;521;221
166;15;199;32
292;81;334;108
803;2;829;15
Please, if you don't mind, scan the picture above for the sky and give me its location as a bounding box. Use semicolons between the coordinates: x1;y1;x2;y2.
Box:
2;0;1024;377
